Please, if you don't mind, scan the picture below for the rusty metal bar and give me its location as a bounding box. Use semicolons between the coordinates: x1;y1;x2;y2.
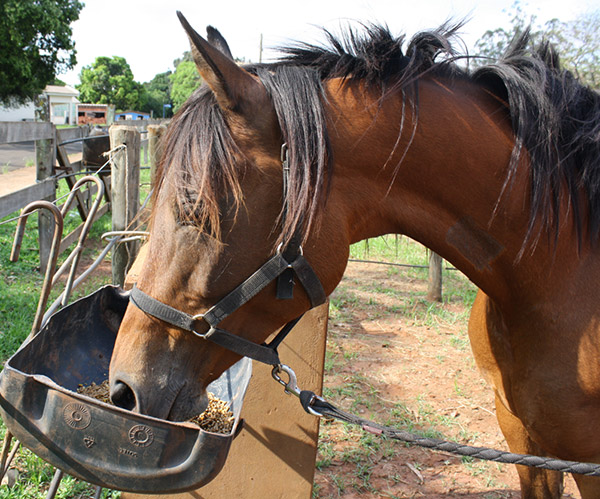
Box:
10;201;63;337
51;175;105;305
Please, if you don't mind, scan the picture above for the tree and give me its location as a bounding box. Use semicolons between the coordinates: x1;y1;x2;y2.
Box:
77;56;144;111
473;1;539;66
141;71;172;118
170;60;201;111
0;0;83;106
473;1;600;89
544;13;600;88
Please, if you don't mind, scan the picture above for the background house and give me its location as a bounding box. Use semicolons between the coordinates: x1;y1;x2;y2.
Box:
0;85;79;123
45;85;80;125
77;103;109;125
115;110;150;121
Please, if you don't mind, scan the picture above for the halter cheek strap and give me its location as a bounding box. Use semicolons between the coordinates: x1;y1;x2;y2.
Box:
129;143;327;365
129;249;326;366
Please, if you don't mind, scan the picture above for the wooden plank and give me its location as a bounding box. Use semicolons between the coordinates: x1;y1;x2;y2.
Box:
0;122;54;144
59;202;109;254
56;126;85;143
69;159;83;171
0;180;55;218
147;124;167;188
56;144;89;220
427;251;443;302
36;127;55;273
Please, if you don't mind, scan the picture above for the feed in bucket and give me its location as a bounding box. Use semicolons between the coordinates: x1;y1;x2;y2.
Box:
77;381;235;434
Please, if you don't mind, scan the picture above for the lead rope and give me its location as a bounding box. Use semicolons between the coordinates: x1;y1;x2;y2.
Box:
272;365;600;476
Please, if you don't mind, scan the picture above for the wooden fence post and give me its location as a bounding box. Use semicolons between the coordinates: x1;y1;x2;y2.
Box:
147;124;166;189
34;95;56;274
427;251;443;302
109;125;140;287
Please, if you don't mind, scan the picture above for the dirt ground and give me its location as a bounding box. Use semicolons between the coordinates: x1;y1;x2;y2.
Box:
313;261;581;499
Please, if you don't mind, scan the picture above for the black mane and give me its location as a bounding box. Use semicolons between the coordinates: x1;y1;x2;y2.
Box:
273;22;466;87
474;32;600;246
162;22;600;248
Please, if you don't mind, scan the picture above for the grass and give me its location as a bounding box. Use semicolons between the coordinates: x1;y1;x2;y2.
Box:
332;235;477;330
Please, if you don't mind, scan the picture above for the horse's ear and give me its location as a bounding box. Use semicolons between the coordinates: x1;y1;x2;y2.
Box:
206;26;234;60
177;12;262;113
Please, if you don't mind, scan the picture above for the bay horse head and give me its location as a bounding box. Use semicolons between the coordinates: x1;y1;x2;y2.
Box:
109;13;353;420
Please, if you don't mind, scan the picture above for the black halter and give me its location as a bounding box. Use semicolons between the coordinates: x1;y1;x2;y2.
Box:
129;144;326;365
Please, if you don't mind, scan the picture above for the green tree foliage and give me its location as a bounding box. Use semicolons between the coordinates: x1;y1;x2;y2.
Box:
544;13;600;88
141;71;173;118
170;59;201;111
474;1;600;89
473;1;536;65
0;0;83;106
77;56;143;111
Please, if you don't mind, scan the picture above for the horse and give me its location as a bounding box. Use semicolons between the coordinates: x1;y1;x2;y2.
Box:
109;12;600;498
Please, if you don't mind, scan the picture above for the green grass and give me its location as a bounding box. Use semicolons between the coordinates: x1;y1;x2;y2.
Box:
333;235;477;330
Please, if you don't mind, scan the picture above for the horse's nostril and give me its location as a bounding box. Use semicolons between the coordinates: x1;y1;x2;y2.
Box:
110;380;137;411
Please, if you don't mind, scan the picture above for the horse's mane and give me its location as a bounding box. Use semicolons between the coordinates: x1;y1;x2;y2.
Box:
157;22;600;247
473;32;600;247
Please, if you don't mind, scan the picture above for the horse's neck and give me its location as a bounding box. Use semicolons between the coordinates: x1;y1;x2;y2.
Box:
326;77;578;308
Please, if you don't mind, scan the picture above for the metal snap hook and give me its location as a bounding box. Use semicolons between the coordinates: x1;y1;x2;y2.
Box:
271;364;301;397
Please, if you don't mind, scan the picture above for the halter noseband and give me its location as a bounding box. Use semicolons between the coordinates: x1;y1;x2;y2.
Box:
128;144;327;365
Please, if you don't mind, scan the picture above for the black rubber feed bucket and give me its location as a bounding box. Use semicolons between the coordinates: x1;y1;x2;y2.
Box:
0;286;252;493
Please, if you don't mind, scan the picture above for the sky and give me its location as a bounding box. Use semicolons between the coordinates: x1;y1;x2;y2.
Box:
60;0;600;87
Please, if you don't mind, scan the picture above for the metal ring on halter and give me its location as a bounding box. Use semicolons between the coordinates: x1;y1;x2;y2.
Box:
191;313;213;339
276;242;303;256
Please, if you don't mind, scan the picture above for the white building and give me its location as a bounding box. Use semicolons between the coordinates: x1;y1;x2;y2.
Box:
0;85;80;124
45;85;80;125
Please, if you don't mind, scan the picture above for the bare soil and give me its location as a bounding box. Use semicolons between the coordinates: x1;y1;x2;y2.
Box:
313;261;580;498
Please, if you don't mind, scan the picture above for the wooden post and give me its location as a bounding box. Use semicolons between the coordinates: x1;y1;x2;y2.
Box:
147;124;166;189
427;251;443;302
109;125;140;287
34;95;56;274
106;105;116;126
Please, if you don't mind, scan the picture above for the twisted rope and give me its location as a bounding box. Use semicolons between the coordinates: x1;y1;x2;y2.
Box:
376;427;600;476
301;390;600;476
